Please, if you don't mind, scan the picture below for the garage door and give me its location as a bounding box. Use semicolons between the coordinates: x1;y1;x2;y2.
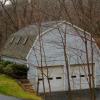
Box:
70;64;95;90
37;66;65;93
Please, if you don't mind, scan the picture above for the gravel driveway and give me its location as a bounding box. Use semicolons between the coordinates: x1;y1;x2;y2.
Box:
0;94;22;100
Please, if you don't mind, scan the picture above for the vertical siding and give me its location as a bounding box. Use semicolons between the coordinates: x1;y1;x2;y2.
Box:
27;23;100;92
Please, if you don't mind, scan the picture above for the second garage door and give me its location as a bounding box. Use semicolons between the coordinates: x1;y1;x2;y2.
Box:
70;64;95;90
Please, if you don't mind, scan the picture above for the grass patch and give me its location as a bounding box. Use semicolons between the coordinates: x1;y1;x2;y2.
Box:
0;74;41;100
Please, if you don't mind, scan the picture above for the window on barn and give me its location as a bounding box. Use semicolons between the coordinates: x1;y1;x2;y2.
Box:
80;75;85;77
56;77;62;79
23;37;28;45
38;78;43;81
71;75;76;78
48;78;53;80
15;37;21;44
9;37;14;44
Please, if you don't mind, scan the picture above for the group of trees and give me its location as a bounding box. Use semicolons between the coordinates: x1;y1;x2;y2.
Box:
0;0;100;51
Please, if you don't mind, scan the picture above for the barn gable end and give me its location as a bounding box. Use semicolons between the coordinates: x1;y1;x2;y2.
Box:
27;21;100;93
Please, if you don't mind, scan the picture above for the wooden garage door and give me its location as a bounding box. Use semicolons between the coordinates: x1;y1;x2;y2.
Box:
37;66;65;93
70;64;95;90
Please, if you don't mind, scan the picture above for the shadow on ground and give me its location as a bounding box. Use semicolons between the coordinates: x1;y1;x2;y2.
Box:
40;88;100;100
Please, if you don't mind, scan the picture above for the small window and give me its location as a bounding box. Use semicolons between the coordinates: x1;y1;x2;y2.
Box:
48;78;53;80
23;37;28;45
38;78;43;81
9;37;14;44
15;37;21;44
80;75;85;77
56;77;62;79
71;75;76;78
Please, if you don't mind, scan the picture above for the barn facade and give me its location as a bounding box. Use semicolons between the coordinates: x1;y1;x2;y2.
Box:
1;21;100;93
27;22;100;92
26;21;100;93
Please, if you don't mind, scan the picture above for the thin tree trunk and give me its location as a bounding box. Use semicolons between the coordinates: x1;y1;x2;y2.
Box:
84;31;93;100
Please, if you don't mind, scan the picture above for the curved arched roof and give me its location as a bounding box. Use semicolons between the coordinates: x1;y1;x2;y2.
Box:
1;21;58;59
1;21;100;60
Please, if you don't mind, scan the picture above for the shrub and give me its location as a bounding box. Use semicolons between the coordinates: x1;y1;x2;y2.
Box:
0;61;12;74
3;64;14;75
12;64;29;79
0;64;4;73
0;60;28;79
0;61;11;66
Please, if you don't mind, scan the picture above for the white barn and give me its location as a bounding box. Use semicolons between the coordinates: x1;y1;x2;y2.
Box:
1;21;100;93
27;21;100;93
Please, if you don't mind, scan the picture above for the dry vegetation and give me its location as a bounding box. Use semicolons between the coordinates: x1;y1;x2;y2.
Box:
0;0;100;51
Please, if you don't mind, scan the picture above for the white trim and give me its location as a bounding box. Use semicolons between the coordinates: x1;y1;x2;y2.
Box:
26;21;65;60
65;21;90;35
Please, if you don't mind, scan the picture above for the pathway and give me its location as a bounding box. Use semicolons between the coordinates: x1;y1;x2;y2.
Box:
0;94;22;100
40;88;100;100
